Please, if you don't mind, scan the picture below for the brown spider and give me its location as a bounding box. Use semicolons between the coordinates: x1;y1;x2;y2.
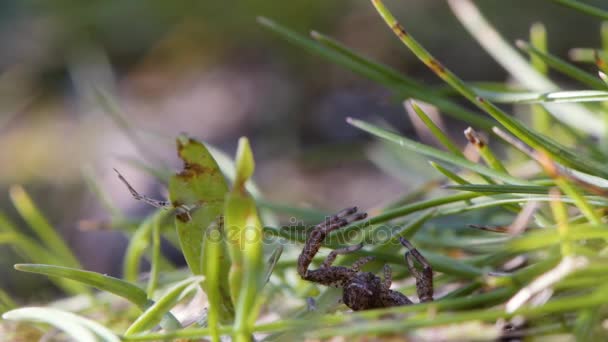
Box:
297;207;434;311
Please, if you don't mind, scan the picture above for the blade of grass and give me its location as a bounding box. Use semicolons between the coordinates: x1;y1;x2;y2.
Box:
9;185;81;268
15;264;148;308
448;0;603;133
347;117;528;184
408;100;463;155
257;17;495;129
370;0;608;179
2;307;119;342
550;0;608;20
124;276;201;335
517;40;608;90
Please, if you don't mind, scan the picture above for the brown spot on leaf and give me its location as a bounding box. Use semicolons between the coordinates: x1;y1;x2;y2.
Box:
176;212;191;223
392;23;408;39
176;162;215;180
464;127;486;148
428;59;445;74
476;96;486;103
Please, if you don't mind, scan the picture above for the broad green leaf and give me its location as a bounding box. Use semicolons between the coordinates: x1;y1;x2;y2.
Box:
168;135;233;323
2;307;120;342
168;135;229;276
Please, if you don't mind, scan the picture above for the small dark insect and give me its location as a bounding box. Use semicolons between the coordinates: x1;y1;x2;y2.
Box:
297;207;433;311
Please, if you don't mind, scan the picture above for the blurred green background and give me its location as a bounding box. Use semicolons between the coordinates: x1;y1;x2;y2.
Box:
0;0;605;300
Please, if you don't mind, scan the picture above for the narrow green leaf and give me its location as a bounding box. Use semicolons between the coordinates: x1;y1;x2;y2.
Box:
9;185;80;268
15;264;149;308
124;276;202;335
409;100;463;156
346;118;527;184
550;0;608;20
517;40;608;90
258;17;495;129
3;307;120;342
370;0;608;180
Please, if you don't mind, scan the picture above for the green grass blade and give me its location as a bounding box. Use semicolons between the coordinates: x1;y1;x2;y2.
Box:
2;307;120;342
447;184;551;194
124;276;202;335
146;214;162;297
123;211;164;283
257;17;495;129
408;100;463;155
369;0;608;180
447;0;602;134
347;117;527;184
15;264;149;308
9;185;81;268
550;0;608;20
517;40;608;90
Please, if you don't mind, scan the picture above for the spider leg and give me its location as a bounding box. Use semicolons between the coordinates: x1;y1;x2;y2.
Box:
382;264;392;290
297;207;367;278
350;256;375;272
114;169;171;209
322;243;363;268
400;237;434;303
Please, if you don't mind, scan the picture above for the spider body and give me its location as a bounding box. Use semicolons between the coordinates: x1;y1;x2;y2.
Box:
297;207;434;311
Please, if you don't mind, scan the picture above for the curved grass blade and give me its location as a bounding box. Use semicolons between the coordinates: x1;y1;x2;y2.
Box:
3;307;120;342
370;0;608;180
346;117;527;184
257;17;494;129
517;40;608;90
123;210;168;283
550;0;608;20
124;276;202;335
15;264;149;308
9;185;81;269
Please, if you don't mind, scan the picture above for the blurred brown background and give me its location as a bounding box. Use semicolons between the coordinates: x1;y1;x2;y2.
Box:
0;0;604;299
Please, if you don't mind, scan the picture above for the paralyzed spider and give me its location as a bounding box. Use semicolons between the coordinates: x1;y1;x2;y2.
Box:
297;207;433;311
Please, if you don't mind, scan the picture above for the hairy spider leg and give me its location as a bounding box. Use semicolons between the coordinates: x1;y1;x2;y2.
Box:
350;256;375;272
378;264;413;306
113;169;171;209
382;264;392;290
297;207;367;277
321;243;363;268
400;237;434;303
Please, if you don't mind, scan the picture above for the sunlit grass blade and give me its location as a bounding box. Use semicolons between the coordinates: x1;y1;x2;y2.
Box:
2;307;120;342
346;117;527;184
370;0;608;180
408;100;463;155
257;17;495;129
9;185;81;268
474;89;608;104
550;0;608;20
447;184;551;194
447;0;602;134
517;40;608;90
429;162;469;184
124;276;202;335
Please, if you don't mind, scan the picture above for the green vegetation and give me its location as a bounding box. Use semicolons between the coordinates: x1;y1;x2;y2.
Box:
3;0;608;340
